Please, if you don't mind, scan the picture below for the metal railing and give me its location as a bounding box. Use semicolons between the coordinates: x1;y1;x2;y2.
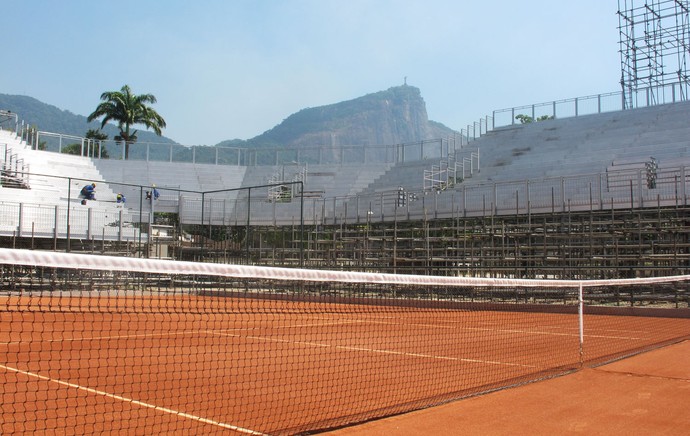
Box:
29;136;465;166
35;132;106;158
492;82;688;129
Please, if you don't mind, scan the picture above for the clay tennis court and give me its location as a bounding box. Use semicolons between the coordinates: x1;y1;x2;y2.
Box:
2;295;689;435
329;340;690;435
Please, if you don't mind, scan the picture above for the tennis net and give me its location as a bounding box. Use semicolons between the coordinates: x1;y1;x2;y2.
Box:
1;248;689;435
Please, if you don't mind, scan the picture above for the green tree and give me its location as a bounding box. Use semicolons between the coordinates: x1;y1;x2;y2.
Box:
515;114;534;124
516;114;555;124
87;85;166;159
60;143;83;155
85;129;109;158
61;129;110;158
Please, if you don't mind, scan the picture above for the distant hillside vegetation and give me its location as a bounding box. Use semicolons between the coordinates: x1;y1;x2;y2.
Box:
1;86;458;163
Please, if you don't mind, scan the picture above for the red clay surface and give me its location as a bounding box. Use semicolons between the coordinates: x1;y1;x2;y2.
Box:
327;340;690;436
1;295;689;435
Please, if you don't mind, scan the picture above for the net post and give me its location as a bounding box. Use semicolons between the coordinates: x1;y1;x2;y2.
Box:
66;178;72;252
578;282;584;366
299;181;304;268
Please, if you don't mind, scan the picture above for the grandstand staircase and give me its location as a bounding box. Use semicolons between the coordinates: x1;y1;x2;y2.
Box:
1;144;30;189
423;148;479;192
267;163;308;202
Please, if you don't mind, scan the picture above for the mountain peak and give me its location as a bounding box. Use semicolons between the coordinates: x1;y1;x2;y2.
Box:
232;85;456;149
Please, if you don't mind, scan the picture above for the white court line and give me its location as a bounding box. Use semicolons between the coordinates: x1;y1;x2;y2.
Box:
278;319;370;329
0;321;367;348
0;330;225;347
1;308;651;346
464;326;643;341
203;330;537;369
0;315;644;355
314;316;645;341
304;317;643;341
0;363;267;436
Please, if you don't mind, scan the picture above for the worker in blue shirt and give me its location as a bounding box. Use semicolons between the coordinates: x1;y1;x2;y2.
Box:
80;183;96;200
146;184;160;201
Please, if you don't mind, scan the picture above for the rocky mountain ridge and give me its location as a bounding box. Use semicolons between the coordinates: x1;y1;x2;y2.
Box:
0;85;457;152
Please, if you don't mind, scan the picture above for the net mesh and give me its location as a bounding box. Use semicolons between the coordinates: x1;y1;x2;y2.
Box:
1;248;689;435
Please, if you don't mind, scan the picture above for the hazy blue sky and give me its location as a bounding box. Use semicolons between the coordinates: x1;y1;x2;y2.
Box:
2;1;620;145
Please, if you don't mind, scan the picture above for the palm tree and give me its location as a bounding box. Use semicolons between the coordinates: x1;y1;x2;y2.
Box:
87;85;166;159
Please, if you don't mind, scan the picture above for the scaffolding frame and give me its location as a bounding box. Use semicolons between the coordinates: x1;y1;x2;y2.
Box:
618;0;690;108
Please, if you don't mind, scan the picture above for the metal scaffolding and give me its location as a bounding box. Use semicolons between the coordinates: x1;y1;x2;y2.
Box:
618;0;690;108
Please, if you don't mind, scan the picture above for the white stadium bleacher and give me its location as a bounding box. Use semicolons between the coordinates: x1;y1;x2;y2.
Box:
0;129;143;242
2;97;690;232
348;101;690;220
